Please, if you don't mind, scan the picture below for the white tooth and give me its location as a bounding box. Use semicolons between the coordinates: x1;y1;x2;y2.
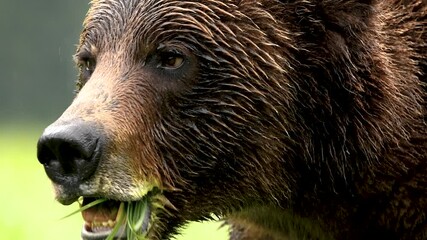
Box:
91;222;99;228
108;220;115;227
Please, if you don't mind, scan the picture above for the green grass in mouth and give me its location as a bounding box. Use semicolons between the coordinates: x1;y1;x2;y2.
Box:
61;198;108;220
64;198;149;240
106;202;126;240
126;198;150;240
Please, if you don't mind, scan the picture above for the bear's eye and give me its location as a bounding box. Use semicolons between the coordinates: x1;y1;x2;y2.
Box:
75;51;97;92
157;51;185;70
84;59;93;72
79;58;96;80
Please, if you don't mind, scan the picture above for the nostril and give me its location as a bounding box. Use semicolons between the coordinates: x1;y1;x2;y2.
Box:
38;139;88;174
37;122;103;185
37;140;56;166
59;143;86;174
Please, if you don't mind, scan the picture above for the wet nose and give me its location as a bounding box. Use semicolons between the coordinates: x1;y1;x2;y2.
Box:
37;121;103;186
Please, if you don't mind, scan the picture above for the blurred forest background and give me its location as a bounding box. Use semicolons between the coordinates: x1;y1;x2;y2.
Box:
0;0;227;239
0;0;87;123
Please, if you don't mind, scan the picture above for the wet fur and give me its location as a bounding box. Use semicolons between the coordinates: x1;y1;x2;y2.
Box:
66;0;427;239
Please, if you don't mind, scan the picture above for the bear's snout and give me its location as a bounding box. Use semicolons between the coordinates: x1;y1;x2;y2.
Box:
37;120;104;188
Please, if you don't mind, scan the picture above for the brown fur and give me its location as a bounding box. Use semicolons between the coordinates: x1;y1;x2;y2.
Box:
41;0;426;239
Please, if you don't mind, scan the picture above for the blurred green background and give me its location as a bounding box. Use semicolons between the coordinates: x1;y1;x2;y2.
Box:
0;0;228;239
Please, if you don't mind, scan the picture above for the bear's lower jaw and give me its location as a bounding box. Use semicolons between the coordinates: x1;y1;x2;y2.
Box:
82;223;126;240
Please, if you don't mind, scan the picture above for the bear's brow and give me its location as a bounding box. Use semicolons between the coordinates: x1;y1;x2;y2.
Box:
81;0;240;53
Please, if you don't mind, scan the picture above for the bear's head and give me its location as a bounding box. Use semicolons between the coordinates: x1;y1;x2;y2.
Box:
37;0;424;239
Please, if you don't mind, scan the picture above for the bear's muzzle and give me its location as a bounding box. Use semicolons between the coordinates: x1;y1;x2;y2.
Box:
37;120;104;201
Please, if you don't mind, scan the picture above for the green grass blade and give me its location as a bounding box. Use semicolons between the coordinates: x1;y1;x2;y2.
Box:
61;198;107;220
106;202;126;240
126;199;149;240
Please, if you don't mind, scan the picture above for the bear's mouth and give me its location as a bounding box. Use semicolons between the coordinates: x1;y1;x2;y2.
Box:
81;197;151;240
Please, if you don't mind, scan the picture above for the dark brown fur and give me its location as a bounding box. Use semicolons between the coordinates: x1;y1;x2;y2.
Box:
43;0;426;239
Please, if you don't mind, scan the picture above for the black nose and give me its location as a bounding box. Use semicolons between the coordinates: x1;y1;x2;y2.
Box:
37;121;103;186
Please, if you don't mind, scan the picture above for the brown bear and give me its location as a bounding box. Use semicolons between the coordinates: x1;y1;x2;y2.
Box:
37;0;426;239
